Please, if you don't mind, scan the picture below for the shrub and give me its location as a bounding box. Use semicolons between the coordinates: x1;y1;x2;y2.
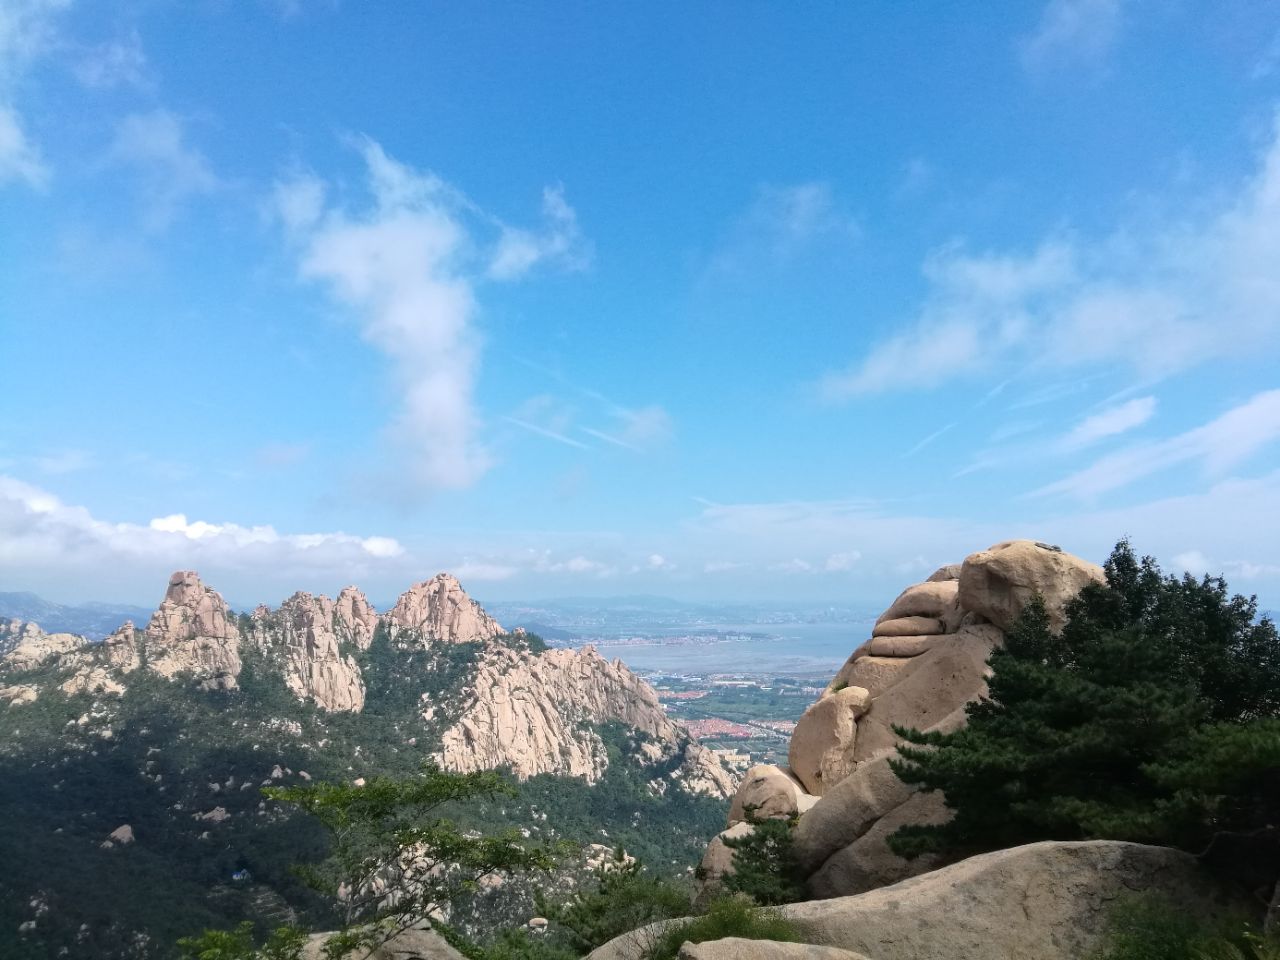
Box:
1093;896;1276;960
644;895;804;960
722;814;806;905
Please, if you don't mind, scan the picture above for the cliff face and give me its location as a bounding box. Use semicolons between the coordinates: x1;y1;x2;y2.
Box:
435;643;735;796
0;570;735;798
250;591;370;713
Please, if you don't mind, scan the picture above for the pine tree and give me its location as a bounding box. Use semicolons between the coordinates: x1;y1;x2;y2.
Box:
888;540;1280;861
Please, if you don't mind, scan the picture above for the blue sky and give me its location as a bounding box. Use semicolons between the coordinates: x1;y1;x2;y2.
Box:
3;0;1280;609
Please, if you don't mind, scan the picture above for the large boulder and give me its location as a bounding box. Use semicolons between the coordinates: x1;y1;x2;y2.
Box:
874;581;959;625
788;686;872;795
784;841;1252;960
729;765;816;825
680;939;871;960
791;754;915;875
693;821;754;908
958;540;1104;632
872;616;944;638
591;842;1250;960
806;791;947;897
826;656;912;699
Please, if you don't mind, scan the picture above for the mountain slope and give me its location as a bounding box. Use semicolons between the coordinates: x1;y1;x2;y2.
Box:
0;570;735;959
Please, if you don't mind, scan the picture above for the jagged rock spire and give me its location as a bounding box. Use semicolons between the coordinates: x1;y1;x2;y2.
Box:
384;573;503;643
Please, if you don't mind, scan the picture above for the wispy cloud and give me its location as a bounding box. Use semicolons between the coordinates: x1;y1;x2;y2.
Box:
107;110;219;228
706;181;860;278
1059;395;1156;450
488;185;591;280
1019;0;1126;72
1034;389;1280;499
503;416;589;450
822;115;1280;399
904;422;956;457
0;103;47;186
73;28;148;89
277;139;589;493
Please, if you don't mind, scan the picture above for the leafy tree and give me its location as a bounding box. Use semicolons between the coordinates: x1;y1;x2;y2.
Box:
889;540;1280;863
722;811;806;906
197;767;559;960
177;923;306;960
537;849;691;954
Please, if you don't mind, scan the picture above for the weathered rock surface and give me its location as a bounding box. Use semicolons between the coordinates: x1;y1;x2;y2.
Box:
595;842;1252;960
680;939;872;960
728;765;816;825
385;573;503;644
958;539;1104;632
0;620;84;672
874;581;959;625
788;686;872;795
784;842;1251;960
334;586;379;650
872;616;944;638
438;644;735;795
142;571;242;690
710;539;1102;903
693;821;754;907
252;592;366;712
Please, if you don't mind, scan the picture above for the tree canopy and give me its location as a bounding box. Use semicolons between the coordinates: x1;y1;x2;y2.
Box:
889;540;1280;864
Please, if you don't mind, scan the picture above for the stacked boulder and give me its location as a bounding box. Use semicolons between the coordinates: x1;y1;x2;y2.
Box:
699;540;1103;901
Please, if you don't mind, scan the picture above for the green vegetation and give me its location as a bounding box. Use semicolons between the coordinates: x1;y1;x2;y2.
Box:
643;896;804;960
721;813;806;906
889;539;1280;866
536;850;692;954
1093;896;1278;960
0;631;727;960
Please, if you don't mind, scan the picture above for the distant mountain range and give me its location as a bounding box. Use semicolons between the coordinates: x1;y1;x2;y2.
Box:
0;592;152;640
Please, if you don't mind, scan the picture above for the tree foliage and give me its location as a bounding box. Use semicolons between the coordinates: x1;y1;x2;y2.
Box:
721;811;806;906
889;540;1280;862
262;767;559;959
535;849;691;954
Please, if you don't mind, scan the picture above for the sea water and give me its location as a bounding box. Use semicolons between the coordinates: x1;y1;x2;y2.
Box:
586;620;872;678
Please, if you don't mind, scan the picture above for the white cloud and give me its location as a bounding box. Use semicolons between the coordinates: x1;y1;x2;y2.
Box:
488;185;590;280
1019;0;1125;71
0;475;408;598
581;404;673;452
823;116;1280;397
1035;389;1280;499
107;110;219;228
0;101;47;186
824;550;861;572
1060;395;1156;450
279;139;587;493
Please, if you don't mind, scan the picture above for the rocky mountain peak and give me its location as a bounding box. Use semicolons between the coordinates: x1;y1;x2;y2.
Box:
334;585;378;650
384;572;503;644
252;591;366;713
142;570;242;690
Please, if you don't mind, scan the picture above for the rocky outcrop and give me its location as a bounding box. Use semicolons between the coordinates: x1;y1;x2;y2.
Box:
385;573;503;644
681;941;870;960
593;842;1253;960
142;571;242;690
958;540;1104;632
785;841;1251;960
437;644;735;796
334;585;379;650
729;765;817;825
710;540;1101;900
251;592;367;712
0;620;85;672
